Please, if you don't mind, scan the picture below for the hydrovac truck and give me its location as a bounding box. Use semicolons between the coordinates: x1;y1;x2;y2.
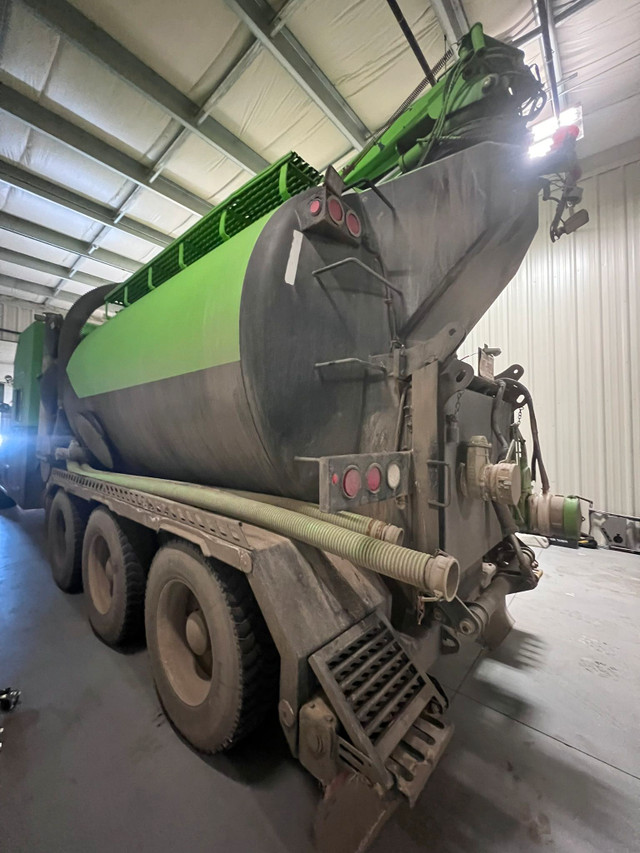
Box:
1;24;589;846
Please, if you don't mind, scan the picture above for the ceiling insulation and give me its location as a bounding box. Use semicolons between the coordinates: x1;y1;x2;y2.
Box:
0;0;638;309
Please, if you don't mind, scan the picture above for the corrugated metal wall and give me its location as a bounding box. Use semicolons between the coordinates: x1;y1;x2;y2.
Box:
466;148;640;516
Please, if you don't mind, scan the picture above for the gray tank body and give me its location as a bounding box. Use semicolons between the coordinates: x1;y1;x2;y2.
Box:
64;143;539;502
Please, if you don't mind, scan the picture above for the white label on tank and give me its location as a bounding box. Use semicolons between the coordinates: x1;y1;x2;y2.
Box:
285;230;303;286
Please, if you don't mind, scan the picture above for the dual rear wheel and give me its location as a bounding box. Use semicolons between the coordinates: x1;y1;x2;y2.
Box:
46;492;276;751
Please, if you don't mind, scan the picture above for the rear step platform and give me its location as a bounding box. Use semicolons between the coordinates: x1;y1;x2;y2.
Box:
310;611;453;805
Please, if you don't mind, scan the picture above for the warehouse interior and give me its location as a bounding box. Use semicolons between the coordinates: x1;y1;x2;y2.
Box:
1;1;639;851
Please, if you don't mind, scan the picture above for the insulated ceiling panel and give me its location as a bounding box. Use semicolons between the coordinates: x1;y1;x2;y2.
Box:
284;0;444;132
68;0;255;102
463;0;535;41
0;229;78;267
0;259;59;287
161;134;252;203
92;228;160;264
121;188;200;237
72;255;128;282
57;278;94;295
209;49;349;170
555;0;640;117
0;186;103;242
41;40;179;162
0;2;60;97
0;113;31;162
2;124;134;207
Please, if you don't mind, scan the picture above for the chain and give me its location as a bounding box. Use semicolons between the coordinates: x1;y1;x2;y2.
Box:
454;391;462;419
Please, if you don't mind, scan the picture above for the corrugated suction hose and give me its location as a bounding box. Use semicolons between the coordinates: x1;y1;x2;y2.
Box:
67;463;459;600
228;490;405;545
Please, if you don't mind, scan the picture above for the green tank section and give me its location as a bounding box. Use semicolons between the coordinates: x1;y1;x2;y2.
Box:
12;320;44;427
103;152;321;314
0;320;45;507
67;212;274;398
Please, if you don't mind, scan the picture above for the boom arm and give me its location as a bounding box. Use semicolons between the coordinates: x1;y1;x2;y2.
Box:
342;23;546;187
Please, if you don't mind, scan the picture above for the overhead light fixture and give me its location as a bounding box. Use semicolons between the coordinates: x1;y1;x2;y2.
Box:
528;105;584;158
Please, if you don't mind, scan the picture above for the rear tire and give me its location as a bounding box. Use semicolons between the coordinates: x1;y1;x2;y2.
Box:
48;490;88;592
145;541;277;753
82;507;147;646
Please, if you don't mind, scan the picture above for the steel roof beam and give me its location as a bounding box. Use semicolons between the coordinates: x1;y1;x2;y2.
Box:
19;0;269;175
512;0;598;48
0;160;172;247
224;0;369;149
0;212;142;274
429;0;469;52
0;247;114;288
0;83;211;216
0;273;75;304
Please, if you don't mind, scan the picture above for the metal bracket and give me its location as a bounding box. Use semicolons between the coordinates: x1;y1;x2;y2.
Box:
433;596;482;637
314;357;387;381
439;357;475;402
427;459;451;508
496;363;524;382
296;450;412;514
371;322;467;379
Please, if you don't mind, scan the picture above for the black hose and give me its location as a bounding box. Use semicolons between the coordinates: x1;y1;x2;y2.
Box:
491;380;510;459
504;378;550;493
384;0;436;84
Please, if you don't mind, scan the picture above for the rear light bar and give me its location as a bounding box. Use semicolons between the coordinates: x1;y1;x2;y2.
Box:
296;451;412;513
299;187;363;246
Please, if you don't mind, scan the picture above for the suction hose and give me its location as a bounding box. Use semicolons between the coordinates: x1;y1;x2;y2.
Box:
67;462;459;601
229;490;405;545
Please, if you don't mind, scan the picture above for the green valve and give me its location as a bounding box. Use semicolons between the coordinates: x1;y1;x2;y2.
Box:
563;496;582;540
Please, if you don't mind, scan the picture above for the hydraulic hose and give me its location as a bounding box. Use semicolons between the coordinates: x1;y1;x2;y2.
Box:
491;380;510;460
67;462;459;600
503;377;550;493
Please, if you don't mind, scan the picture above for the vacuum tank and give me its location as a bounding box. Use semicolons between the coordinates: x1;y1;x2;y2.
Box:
62;143;539;500
57;25;563;506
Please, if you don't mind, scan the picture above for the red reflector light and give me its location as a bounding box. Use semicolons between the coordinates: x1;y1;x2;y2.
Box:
365;464;382;493
342;466;361;499
346;210;361;237
309;198;322;216
328;196;344;224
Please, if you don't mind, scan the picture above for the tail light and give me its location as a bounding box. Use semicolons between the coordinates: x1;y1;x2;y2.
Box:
342;466;362;499
327;196;344;224
366;464;382;493
345;210;361;237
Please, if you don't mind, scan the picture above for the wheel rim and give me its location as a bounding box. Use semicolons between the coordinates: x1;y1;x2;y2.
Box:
87;533;114;615
156;580;213;706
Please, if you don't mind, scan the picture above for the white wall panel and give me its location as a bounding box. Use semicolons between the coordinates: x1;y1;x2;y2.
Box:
465;146;640;516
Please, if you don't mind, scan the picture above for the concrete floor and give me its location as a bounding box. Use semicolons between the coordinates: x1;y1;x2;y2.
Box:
1;507;639;853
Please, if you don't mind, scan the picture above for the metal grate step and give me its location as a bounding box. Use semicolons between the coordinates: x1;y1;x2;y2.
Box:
310;611;447;792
